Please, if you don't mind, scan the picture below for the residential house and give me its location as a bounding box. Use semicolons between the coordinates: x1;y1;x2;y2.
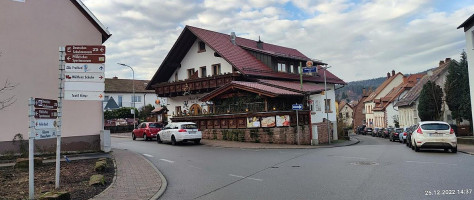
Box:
395;58;459;127
352;89;370;132
458;13;474;132
0;0;111;153
146;26;345;144
338;101;354;128
104;77;161;110
372;74;424;128
364;71;404;128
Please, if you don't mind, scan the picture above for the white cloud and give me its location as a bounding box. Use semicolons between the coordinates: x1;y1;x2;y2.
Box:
82;0;474;82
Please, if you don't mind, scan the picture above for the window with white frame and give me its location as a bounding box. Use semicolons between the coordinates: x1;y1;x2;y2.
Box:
132;95;141;103
277;63;287;72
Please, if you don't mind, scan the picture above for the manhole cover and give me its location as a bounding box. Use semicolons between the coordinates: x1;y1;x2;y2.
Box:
350;161;379;166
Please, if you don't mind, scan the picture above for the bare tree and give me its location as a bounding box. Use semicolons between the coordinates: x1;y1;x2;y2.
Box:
0;79;18;111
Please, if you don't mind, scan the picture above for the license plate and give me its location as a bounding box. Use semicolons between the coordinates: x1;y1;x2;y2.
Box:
189;131;196;134
430;133;443;137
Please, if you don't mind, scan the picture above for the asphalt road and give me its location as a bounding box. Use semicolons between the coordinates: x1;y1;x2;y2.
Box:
112;135;474;200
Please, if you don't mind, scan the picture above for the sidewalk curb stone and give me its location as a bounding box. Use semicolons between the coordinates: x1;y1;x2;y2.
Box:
138;153;168;200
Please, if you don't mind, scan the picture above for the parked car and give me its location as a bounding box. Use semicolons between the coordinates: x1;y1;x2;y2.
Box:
390;128;401;142
406;124;417;148
364;127;373;136
358;125;366;135
373;128;380;137
132;122;164;141
384;128;393;138
410;121;457;153
398;127;410;143
157;122;202;145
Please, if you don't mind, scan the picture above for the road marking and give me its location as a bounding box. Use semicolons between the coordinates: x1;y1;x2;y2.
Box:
187;164;202;170
229;174;263;181
405;161;457;166
336;156;369;160
143;154;153;158
160;159;175;163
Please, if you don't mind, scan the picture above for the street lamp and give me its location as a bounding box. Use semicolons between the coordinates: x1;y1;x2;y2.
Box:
323;65;332;144
117;63;136;129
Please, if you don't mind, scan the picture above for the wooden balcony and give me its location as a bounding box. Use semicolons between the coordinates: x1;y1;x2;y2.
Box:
152;73;241;97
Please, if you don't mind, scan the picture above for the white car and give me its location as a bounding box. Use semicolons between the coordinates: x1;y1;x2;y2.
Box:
156;122;202;145
410;121;457;153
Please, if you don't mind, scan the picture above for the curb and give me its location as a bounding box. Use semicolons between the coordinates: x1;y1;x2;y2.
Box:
138;153;168;200
90;153;118;200
459;150;474;155
202;137;360;149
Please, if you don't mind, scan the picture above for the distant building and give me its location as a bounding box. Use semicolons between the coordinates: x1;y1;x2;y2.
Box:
353;89;370;131
395;59;459;127
0;0;111;153
338;101;354;128
104;77;162;110
146;26;346;144
364;71;404;128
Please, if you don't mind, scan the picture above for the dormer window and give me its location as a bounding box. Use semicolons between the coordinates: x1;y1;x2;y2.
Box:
277;63;287;72
198;41;206;53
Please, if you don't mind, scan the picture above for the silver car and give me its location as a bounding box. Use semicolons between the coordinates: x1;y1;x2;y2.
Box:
398;127;411;143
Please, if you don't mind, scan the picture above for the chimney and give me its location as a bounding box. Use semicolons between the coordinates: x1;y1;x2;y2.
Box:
445;58;451;63
439;60;445;67
230;32;236;45
362;88;367;96
257;36;263;49
387;72;391;79
113;76;118;79
392;70;395;76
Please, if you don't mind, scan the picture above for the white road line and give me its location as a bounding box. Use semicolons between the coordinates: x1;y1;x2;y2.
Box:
229;174;245;178
187;164;202;170
335;156;369;160
143;154;154;158
229;174;263;181
160;159;175;163
405;161;457;166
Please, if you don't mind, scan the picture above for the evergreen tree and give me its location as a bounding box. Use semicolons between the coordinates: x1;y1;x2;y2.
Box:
418;81;443;121
445;51;472;124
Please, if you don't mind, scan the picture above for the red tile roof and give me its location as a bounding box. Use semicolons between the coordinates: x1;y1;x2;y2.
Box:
373;74;425;111
364;72;404;102
257;79;325;93
200;81;302;101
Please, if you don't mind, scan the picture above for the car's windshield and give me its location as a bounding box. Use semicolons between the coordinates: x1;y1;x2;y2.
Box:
421;123;450;130
395;128;403;133
149;123;163;128
181;124;198;129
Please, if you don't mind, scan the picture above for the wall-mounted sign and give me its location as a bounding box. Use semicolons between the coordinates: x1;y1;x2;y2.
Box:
34;98;58;109
34;129;57;140
261;116;276;127
34;119;56;129
276;115;290;127
65;45;106;55
35;109;58;119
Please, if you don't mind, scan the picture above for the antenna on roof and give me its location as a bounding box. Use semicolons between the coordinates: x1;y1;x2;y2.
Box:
257;36;263;49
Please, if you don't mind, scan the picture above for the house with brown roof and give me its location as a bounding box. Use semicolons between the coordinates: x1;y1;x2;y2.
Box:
352;89;370;132
372;74;424;128
394;58;463;127
146;26;345;144
338;101;354;128
364;70;404;128
104;77;162;110
0;0;111;153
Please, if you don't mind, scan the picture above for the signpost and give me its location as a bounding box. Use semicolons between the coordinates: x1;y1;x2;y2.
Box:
65;63;105;73
65;72;104;82
65;45;106;55
293;104;303;145
65;54;105;63
302;67;317;73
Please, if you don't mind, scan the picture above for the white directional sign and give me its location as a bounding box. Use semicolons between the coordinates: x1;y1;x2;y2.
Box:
64;82;104;92
65;63;105;73
34;129;57;140
65;72;105;82
34;119;56;129
64;91;104;101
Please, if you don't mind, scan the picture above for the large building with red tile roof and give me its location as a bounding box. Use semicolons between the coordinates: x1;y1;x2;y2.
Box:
147;26;345;144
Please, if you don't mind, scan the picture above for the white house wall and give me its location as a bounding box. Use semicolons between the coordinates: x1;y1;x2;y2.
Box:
310;84;338;140
463;22;474;131
167;93;209;121
168;39;233;82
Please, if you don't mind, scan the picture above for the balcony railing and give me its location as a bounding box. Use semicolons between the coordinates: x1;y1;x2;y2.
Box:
152;72;240;97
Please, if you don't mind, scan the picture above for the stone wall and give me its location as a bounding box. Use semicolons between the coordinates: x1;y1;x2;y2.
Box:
315;121;333;144
202;125;311;145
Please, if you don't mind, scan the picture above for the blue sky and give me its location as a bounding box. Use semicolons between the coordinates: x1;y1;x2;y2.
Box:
82;0;474;82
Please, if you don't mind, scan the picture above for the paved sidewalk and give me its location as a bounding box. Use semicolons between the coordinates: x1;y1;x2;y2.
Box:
458;144;474;155
92;149;165;200
201;137;359;149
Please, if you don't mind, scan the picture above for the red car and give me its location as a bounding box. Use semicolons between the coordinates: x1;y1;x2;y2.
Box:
132;122;164;141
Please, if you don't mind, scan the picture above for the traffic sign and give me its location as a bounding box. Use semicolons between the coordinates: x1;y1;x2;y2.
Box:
34;129;57;140
303;67;317;73
64;82;104;92
35;109;58;119
306;60;313;67
292;104;303;110
65;63;105;73
34;119;56;129
65;45;106;55
65;54;105;63
34;98;58;109
64;91;104;101
65;72;105;82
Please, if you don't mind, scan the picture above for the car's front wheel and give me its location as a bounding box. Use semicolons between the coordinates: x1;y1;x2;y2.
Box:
452;147;457;153
157;135;162;144
132;133;136;140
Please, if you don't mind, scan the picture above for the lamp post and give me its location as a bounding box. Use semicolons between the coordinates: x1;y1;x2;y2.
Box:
118;63;136;129
323;65;332;144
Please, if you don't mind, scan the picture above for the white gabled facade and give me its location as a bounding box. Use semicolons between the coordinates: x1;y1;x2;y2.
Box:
310;85;338;140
